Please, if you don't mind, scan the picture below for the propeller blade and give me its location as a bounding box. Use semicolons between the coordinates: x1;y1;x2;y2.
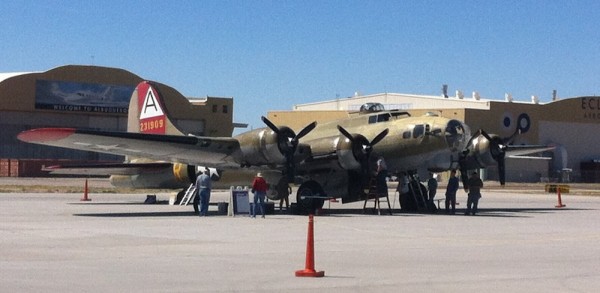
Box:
370;128;389;146
503;128;521;145
465;129;481;149
480;129;492;141
337;125;354;142
483;130;507;185
458;158;470;192
294;121;317;142
287;121;317;181
261;116;280;134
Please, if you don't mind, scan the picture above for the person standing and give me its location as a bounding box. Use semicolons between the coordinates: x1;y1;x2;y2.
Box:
195;168;212;216
427;173;438;205
279;185;291;213
465;171;483;216
251;173;268;218
376;156;388;195
445;170;459;214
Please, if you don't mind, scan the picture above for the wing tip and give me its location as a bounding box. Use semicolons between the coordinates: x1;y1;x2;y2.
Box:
17;128;76;143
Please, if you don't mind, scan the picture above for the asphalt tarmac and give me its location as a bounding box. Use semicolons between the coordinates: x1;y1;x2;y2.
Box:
1;186;599;292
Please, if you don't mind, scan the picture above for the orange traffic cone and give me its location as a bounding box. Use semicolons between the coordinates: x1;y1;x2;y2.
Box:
295;214;325;277
555;187;565;208
81;179;91;201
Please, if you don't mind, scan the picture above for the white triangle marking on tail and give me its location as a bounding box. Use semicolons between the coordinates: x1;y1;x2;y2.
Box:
140;86;164;119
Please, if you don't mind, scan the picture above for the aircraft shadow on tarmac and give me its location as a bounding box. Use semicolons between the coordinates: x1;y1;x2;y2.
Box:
73;211;199;217
321;207;582;218
70;205;590;218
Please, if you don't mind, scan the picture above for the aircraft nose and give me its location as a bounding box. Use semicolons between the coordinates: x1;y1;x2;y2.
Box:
444;120;468;151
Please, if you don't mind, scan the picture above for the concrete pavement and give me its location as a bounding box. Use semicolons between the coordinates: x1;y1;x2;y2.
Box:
1;188;599;292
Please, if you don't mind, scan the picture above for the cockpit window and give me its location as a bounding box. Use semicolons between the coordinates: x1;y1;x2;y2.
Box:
378;113;390;122
360;103;385;113
368;113;391;124
413;125;425;138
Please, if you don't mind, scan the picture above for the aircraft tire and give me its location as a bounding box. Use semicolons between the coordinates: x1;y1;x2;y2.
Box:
296;181;325;215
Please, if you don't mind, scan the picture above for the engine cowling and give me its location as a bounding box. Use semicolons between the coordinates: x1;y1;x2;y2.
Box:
236;127;297;166
262;127;295;163
173;163;197;183
335;134;369;170
462;133;503;169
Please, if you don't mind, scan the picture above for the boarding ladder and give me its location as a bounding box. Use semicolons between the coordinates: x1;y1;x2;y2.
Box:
179;183;197;206
363;177;392;215
408;174;429;212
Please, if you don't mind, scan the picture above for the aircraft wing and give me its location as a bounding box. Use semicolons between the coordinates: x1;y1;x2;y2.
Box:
506;145;555;158
42;162;173;176
18;128;242;168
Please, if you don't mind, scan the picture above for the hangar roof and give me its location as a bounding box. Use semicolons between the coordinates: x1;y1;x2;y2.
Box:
293;91;551;111
0;72;38;83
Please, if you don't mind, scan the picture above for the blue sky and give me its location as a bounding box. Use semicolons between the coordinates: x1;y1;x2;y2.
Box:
2;1;599;133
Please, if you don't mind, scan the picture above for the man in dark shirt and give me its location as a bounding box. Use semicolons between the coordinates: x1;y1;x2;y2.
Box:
465;171;483;216
445;170;459;214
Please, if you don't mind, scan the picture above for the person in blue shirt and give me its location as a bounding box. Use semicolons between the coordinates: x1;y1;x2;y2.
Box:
195;168;212;216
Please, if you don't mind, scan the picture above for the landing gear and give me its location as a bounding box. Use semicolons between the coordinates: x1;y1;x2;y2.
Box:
296;181;325;215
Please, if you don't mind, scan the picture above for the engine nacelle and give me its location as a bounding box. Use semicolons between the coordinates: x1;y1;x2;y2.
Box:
110;163;221;189
462;134;503;169
109;163;196;189
335;134;369;170
173;163;197;183
236;127;297;166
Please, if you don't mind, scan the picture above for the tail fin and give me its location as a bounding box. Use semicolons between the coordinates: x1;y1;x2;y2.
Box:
127;81;185;135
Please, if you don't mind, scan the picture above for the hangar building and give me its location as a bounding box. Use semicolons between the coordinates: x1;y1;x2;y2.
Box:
268;91;600;183
0;65;233;176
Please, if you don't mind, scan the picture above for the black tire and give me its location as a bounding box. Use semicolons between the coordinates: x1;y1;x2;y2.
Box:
296;181;325;215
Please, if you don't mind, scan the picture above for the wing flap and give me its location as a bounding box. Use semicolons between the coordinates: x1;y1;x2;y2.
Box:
43;162;174;176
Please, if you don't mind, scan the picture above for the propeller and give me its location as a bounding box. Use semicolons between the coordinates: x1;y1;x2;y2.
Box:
459;129;511;190
337;125;389;176
261;116;317;181
481;130;507;186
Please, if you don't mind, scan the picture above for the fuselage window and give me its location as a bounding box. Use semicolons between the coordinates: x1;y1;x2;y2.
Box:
368;116;377;124
413;125;425;138
402;131;411;139
377;114;390;122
